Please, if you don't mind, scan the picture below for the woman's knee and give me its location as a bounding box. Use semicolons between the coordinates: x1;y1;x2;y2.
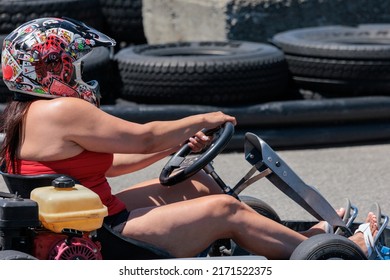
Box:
207;194;244;217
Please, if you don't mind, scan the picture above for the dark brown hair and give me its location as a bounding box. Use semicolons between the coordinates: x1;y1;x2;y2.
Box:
0;100;33;173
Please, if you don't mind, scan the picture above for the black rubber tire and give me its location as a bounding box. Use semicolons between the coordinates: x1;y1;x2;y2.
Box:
0;0;105;35
0;250;37;260
98;0;146;46
271;25;390;96
285;54;390;82
292;76;390;97
272;25;390;59
102;96;390;126
115;41;291;106
290;233;367;260
284;54;390;96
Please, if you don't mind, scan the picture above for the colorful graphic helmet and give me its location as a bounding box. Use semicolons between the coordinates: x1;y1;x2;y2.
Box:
1;17;116;107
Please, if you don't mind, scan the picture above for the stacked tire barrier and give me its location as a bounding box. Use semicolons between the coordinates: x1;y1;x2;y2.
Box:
271;25;390;98
99;0;146;47
0;0;389;150
114;41;292;106
110;23;390;149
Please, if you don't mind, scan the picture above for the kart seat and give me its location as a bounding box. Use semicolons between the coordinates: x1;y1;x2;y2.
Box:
0;167;73;199
96;223;173;260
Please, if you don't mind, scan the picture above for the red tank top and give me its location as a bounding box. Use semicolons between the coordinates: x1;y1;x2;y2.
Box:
11;150;126;216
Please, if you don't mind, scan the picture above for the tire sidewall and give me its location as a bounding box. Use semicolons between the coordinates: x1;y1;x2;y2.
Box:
290;233;367;260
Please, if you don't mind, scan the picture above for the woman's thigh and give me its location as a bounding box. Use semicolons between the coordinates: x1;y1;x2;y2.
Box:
121;194;239;258
115;170;224;211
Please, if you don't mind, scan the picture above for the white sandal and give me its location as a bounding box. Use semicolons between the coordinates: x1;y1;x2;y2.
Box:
354;202;380;259
354;222;375;258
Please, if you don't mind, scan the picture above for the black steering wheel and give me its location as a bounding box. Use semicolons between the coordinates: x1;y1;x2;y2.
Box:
159;122;235;186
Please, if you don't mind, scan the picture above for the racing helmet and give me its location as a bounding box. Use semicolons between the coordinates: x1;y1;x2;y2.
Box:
1;17;116;107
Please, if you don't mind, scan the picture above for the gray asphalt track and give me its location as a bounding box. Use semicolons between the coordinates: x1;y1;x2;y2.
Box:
1;139;389;223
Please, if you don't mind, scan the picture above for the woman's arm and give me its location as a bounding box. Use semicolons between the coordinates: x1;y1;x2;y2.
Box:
106;128;215;177
106;147;178;177
42;98;236;155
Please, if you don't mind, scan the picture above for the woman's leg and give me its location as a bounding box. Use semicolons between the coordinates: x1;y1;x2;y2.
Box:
118;193;378;259
115;173;378;259
116;170;337;236
120;194;307;259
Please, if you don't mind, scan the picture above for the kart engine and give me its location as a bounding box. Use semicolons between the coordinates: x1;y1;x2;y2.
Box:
33;231;102;260
0;195;102;260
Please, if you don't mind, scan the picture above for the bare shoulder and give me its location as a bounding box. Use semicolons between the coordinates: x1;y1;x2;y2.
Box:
29;97;101;121
32;97;96;111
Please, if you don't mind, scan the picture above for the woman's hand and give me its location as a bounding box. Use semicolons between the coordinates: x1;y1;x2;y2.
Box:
203;111;237;128
188;112;236;153
187;130;213;153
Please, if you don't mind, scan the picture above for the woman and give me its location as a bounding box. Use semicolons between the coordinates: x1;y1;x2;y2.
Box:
0;17;377;259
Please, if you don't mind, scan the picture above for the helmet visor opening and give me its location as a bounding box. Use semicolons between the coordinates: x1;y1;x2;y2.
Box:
73;48;101;105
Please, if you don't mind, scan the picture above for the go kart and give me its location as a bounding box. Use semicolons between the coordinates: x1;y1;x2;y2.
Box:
0;122;389;260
